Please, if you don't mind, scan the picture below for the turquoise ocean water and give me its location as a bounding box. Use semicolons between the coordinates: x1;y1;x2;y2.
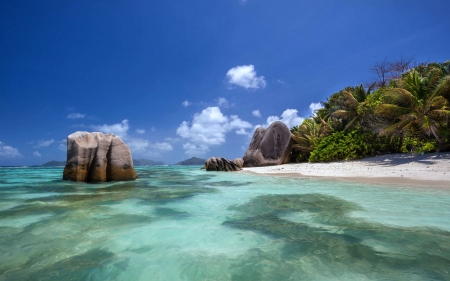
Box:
0;166;449;280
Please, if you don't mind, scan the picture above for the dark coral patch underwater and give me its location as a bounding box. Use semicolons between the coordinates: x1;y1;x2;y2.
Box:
222;194;450;280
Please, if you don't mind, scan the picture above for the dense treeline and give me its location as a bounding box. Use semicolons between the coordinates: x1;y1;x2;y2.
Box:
291;60;450;162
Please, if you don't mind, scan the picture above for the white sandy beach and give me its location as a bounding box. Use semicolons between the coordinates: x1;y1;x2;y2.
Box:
242;152;450;188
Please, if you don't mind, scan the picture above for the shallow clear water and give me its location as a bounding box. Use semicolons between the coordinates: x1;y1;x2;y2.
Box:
0;166;449;280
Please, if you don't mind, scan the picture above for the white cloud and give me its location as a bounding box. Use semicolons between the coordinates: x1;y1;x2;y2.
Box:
0;142;21;158
92;119;129;138
182;100;192;107
165;137;181;143
126;138;149;153
235;128;249;135
276;79;285;85
176;107;252;155
149;142;173;151
67;113;86;119
58;143;66;151
279;109;305;129
183;143;210;155
255;109;304;130
33;151;41;157
91;119;171;156
226;65;266;89
252;110;261;117
217;97;229;108
309;102;323;116
33;139;54;148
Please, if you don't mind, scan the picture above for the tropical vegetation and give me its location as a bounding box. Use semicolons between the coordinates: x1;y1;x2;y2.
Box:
291;60;450;162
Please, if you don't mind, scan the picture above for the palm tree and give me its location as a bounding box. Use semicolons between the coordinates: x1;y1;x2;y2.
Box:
331;84;370;131
291;118;331;161
374;69;450;146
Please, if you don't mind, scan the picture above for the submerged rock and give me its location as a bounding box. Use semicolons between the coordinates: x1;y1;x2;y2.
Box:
243;121;295;167
63;131;137;182
204;157;242;171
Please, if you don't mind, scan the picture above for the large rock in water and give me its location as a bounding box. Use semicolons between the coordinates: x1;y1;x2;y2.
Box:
243;121;295;167
204;157;242;171
63;132;137;182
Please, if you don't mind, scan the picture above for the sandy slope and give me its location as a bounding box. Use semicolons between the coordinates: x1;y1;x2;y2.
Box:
242;152;450;188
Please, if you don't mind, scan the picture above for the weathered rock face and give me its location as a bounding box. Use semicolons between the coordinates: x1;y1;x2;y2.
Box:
232;158;244;169
243;121;295;167
205;157;242;171
63;132;137;182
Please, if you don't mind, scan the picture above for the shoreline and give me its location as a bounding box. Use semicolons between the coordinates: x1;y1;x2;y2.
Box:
241;152;450;189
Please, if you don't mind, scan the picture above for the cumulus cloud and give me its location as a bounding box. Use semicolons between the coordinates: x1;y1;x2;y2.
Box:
217;97;229;108
58;143;66;151
165;137;181;143
33;139;54;148
67;113;86;119
226;65;266;89
92;119;129;138
33;151;41;157
176;107;252;155
309;102;323;116
255;109;304;130
126;138;149;153
235;128;249;135
91;119;172;156
149;142;173;151
182;100;192;107
183;143;210;155
0;141;21;158
252;110;261;117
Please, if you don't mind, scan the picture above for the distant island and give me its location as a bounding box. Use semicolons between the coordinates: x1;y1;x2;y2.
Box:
176;157;206;165
32;159;165;167
133;159;166;166
32;160;66;167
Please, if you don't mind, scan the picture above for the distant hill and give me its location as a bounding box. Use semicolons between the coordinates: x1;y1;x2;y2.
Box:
33;160;66;167
176;157;206;166
133;159;166;166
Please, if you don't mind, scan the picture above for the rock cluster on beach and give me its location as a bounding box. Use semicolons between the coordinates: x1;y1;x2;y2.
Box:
203;121;295;171
63;131;137;183
232;158;244;168
243;121;294;167
204;157;242;171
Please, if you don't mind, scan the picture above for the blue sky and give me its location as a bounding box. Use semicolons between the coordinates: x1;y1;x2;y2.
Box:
1;0;449;165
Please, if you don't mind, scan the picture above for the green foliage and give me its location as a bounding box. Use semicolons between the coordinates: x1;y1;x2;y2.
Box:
400;137;437;154
290;60;450;163
309;130;389;162
291;118;331;162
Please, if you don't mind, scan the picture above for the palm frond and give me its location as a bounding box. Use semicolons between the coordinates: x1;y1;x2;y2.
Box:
429;96;450;110
433;75;450;99
332;110;355;120
375;104;413;118
383;88;417;107
419;115;433;137
379;119;412;136
343;116;360;131
403;70;424;99
340;90;359;110
428;109;450;119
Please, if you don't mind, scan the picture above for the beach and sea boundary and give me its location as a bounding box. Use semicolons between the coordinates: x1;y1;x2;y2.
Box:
242;152;450;189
